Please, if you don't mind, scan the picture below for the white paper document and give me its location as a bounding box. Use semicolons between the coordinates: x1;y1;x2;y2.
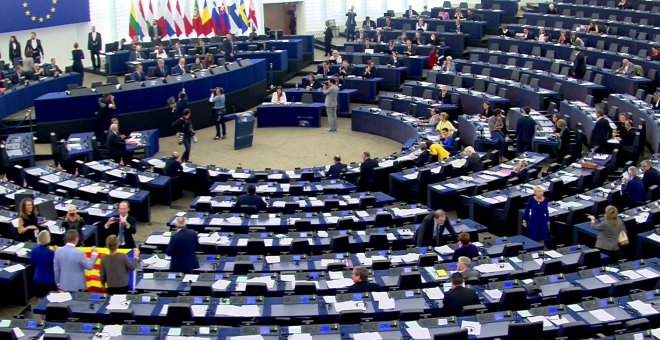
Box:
46;292;72;303
484;289;503;300
212;279;231;291
407;327;431;339
216;304;261;317
461;321;481;335
102;325;123;337
191;305;208;317
352;332;382;340
423;287;444;300
589;309;616;322
628;300;658;316
326;278;354;289
334;301;367;312
595;274;617;284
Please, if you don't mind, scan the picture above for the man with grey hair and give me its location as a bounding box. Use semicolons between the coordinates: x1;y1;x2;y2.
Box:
106;123;128;164
462;146;482;174
415;209;458;247
641;160;660;191
622;165;644;206
166;216;199;274
457;256;480;282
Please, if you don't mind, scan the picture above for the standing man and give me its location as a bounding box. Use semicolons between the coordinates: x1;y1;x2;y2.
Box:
358;151;379;191
324;21;334;57
97;93;116;140
88;26;102;71
149;20;162;44
222;33;236;61
287;4;297;34
209;87;227;140
414;209;458;247
516;106;537;154
103;201;137;249
25;32;44;64
345;6;357;42
571;47;586;80
323;78;339;132
166;217;199;274
172;109;194;162
54;230;98;292
590;109;612;152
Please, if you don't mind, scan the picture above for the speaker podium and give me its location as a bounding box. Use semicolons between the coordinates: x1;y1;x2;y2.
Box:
234;111;255;150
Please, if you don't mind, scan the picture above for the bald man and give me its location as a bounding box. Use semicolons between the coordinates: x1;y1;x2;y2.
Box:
164;151;183;178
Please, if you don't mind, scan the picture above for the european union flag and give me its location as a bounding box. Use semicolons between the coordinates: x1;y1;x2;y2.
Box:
0;0;90;33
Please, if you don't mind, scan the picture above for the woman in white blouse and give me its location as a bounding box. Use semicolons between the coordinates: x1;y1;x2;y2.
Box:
271;86;287;104
155;46;168;59
330;50;342;64
416;18;427;31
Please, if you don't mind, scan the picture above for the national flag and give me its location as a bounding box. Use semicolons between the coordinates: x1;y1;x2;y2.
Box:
156;0;168;39
136;0;150;40
192;0;203;36
128;1;141;39
217;1;231;35
173;0;186;37
248;0;258;30
147;0;156;23
238;0;249;29
201;0;213;36
82;247;135;293
228;2;248;33
165;0;178;37
183;0;194;36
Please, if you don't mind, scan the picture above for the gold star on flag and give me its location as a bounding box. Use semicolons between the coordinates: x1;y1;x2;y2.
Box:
25;10;30;16
39;17;43;22
22;2;28;8
31;16;36;21
51;7;55;12
52;0;57;4
46;14;51;19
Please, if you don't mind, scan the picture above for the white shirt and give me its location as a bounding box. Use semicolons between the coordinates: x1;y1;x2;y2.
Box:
271;92;287;104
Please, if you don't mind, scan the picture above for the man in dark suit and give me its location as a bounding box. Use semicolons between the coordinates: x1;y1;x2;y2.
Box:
462;146;482;174
25;32;44;63
622;166;645;206
106;124;129;164
347;267;382;293
590;109;612;152
222;33;236;61
362;16;376;29
466;9;482;21
442;273;480;316
438;86;452;105
235;185;267;212
521;28;535;40
154;59;169;78
164;151;184;178
47;58;63;77
131;64;146;82
103;201;137;248
414;209;458;247
327;155;347;179
171;58;188;76
571;47;587;79
87;26;102;70
413;142;431;167
618;120;636;146
338;60;354;77
403;5;419;18
516;106;537;154
641;160;660;192
11;65;27;85
358;151;379;191
172;42;185;57
128;45;146;61
166;216;199;274
404;40;418;56
456;256;481;282
149;20;162;44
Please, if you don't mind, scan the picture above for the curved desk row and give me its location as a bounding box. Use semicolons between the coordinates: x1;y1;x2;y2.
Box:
33;59;267;141
316;63;406;90
339;52;428;78
343;42;447;62
0;73;80;121
559;100;618;147
404;80;509;115
536;3;660;26
285;88;357;114
256;103;323;128
374;17;486;40
607;93;660;153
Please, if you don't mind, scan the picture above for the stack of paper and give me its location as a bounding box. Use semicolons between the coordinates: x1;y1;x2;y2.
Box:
372;292;396;310
627;300;657;316
461;321;481;335
589;309;616;321
434;245;454;255
46;292;72;303
43;326;66;334
352;332;382;340
595;274;617;284
216;304;261;317
333;301;367;312
212;279;231;291
182;274;199;283
484;289;503;300
423;287;444;300
474;263;514;273
106;295;130;311
191;305;208;317
3;264;25;273
326;278;354;289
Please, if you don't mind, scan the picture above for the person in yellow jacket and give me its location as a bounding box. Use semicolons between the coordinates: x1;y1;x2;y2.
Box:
428;141;450;161
435;112;455;135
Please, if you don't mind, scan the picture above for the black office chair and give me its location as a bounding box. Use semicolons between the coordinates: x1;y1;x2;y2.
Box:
358;196;376;209
577;249;601;268
234;261;255;274
294;282;317;295
608;280;634;297
461;304;487;316
540;259;563;275
624;318;650;332
301;93;314;104
336;217;355;230
45;304;72;322
338;311;364;324
42;335;72;340
502;243;523;257
289;239;311;254
373;212;393;227
190;281;214;296
557;287;584;305
418;254;438;267
397;272;422;289
367;233;388;250
507;321;543;339
108;309;136;324
244;282;268;296
557;321;588;340
323;200;340;210
327;262;346;271
399;309;424;321
372;260;391;270
0;329;20;340
433;329;468;340
329;235;349;253
499;288;529;310
165;303;193;326
293;220;313;232
246;240;266;255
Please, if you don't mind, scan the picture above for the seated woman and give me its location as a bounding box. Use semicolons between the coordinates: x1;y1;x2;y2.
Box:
435;112;455;135
271;86;287;104
190;57;203;71
155;46;168;59
537;27;549;42
557;30;570;45
304;73;320;90
512;159;529;181
204;53;216;69
330;50;342;64
452;232;480;261
588;20;600;33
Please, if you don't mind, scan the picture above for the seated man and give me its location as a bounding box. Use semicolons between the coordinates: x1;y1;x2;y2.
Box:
442;272;480;316
327;155;347;179
621;166;645;206
456;256;480;282
462;146;482;174
441;128;455;152
164;151;183;178
131;64;146;82
347;266;382;292
235;184;267;213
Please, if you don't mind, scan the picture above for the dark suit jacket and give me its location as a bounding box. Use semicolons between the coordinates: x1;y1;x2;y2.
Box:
362;19;376;28
516;115;537;144
131;71;146;82
106;132;126;156
327;162;347;179
347;281;382;293
620;129;636;146
499;29;513;37
415;150;431;167
438;92;452;104
235;194;267;212
359;158;379;190
442;286;480;316
87;32;102;52
414;213;458;247
404;45;417;55
154;66;169;78
481;108;494;118
128;51;145;61
622;176;645;203
11;71;25;85
47;65;62;77
464;153;483;173
24;39;44;57
222;39;235;54
166;228;199;274
171;64;187;75
403;9;419;18
590;118;612;149
164;158;183;178
104;215;137;248
390;58;402;67
149;26;163;42
573;53;586;79
643;167;660;191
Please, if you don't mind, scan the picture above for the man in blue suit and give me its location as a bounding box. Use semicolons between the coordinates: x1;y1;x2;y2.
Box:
54;230;98;292
154;59;169;78
235;185;267;212
128;45;146;61
170;58;188;76
166;217;199;275
131;64;146;82
327;155;348;179
222;33;236;61
515;106;537;154
622;166;645;206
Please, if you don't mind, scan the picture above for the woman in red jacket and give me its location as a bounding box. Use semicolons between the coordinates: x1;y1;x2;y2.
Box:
428;46;439;69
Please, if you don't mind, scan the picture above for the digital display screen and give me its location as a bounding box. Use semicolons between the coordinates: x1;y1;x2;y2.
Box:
379;323;390;330
633;261;640;268
207;256;214;261
168;273;176;279
549;275;558;283
419;248;427;254
247;297;257;304
503;282;513;289
259;327;270;334
306;213;313;218
647;292;654;300
448;263;458;271
261;233;268;238
319;325;331;333
492;258;499;264
300;232;308;238
548;307;558;315
352;294;362;301
569;246;576;252
309;273;318;279
193;297;202;304
593;268;601;275
336;254;343;259
342;211;349;216
215;274;223;280
90;294;100;300
141;296;151;303
300;296;309;303
404;267;412;273
293;255;301;261
405;291;414;297
599;300;608;308
378;228;385;233
494;313;504;321
379;251;387;257
26;321;36;328
450;220;456;226
250;256;258;262
82;324;93;332
140;326;150;334
339;230;347;236
496;238;503;244
196;212;204;218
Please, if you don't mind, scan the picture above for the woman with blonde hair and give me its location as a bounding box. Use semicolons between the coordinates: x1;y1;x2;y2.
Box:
435;112;455;135
589;205;626;260
100;235;140;294
523;186;551;244
30;230;57;297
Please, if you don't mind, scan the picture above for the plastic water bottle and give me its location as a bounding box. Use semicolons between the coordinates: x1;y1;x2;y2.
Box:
295;82;298;89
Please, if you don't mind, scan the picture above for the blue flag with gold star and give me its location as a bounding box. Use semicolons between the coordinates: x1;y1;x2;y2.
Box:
0;0;90;33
